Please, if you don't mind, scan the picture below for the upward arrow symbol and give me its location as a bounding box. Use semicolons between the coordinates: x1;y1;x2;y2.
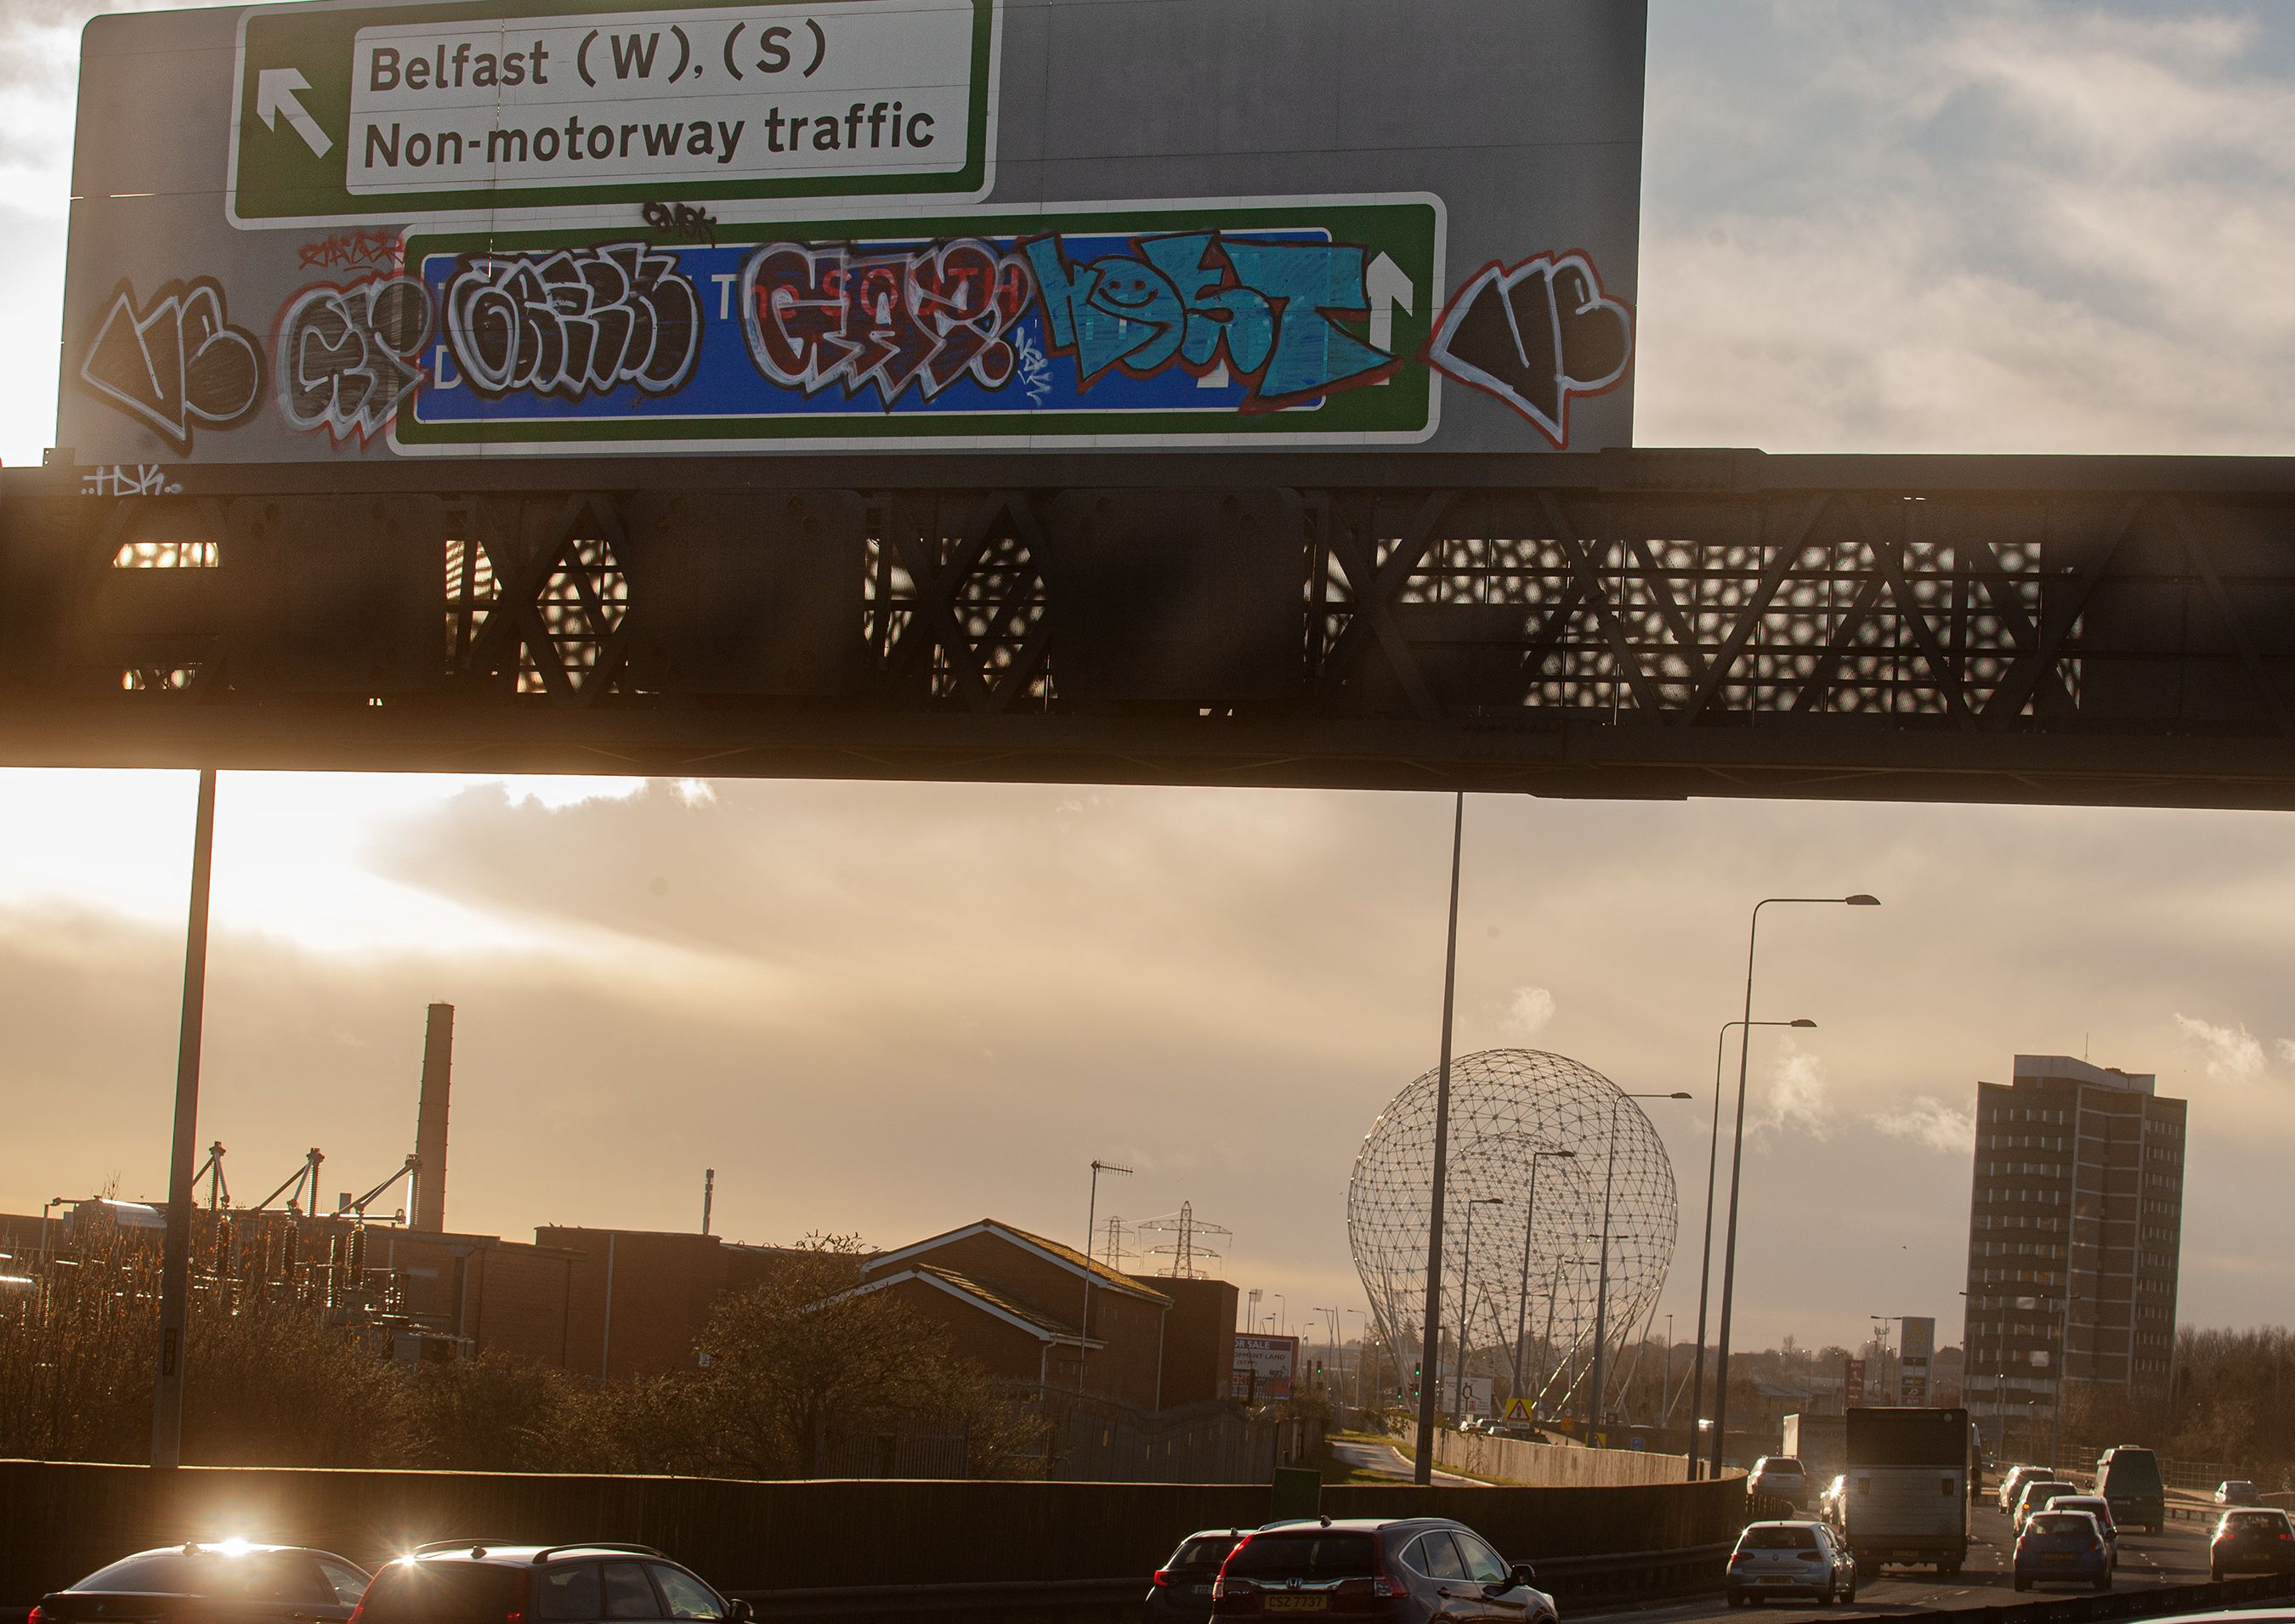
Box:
256;68;333;158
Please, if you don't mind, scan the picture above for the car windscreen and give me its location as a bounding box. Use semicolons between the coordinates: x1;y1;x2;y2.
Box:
1740;1527;1818;1551
1765;1459;1805;1474
1223;1535;1380;1580
2025;1483;2075;1506
2028;1515;2092;1537
356;1564;523;1624
2227;1514;2290;1534
74;1553;332;1604
1170;1537;1240;1574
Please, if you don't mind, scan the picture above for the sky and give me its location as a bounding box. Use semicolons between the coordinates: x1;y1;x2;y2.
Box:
3;0;2295;1359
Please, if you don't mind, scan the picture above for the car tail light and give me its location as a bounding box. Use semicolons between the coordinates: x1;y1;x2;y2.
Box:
505;1570;531;1624
1152;1570;1171;1589
2279;1532;2292;1543
28;1608;44;1624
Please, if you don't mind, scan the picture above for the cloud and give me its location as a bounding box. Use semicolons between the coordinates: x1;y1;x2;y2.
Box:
2173;1013;2268;1081
1504;985;1556;1038
1636;1;2295;455
1872;1095;1977;1155
1752;1043;1839;1142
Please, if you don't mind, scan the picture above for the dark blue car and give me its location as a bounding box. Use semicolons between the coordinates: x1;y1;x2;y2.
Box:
2014;1511;2111;1593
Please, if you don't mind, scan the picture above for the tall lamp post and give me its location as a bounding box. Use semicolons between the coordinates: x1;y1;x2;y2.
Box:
1452;1197;1504;1419
1412;792;1470;1485
1585;1090;1692;1436
1508;1148;1577;1406
1686;1017;1813;1480
1710;893;1879;1478
2050;1236;2086;1471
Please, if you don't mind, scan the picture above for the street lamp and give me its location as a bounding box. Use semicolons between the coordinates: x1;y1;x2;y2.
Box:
1867;1314;1908;1405
1508;1148;1577;1407
1586;1090;1692;1436
1686;1018;1813;1480
1709;893;1878;1478
1453;1197;1504;1419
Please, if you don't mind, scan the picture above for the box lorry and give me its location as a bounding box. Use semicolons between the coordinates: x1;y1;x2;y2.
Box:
1838;1406;1971;1575
1782;1412;1848;1487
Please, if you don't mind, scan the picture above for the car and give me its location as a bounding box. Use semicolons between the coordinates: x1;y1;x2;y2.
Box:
1210;1517;1553;1622
2013;1478;2080;1533
32;1542;372;1624
1816;1475;1850;1534
348;1543;750;1624
1999;1464;2048;1513
1748;1457;1810;1507
1725;1520;1855;1608
2212;1508;2295;1582
2217;1480;2264;1508
2041;1495;2120;1569
2014;1510;2111;1593
1148;1530;1250;1622
2095;1445;2167;1535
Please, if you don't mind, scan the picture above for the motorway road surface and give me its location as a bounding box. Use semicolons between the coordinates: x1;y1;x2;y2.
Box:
1583;1501;2218;1623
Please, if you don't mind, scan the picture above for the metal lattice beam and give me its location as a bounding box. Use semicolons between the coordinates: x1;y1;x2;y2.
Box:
10;450;2295;806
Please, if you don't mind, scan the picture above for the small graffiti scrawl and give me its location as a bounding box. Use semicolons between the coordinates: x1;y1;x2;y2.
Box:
78;279;264;452
1425;252;1632;447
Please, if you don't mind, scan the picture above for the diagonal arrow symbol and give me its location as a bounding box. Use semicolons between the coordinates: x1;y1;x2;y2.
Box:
256;67;333;159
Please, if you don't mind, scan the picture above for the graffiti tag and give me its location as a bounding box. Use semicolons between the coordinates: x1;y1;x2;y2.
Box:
1023;231;1399;410
1425;251;1632;447
739;237;1033;409
278;275;432;443
298;229;404;271
78;279;264;452
81;464;184;497
442;243;702;399
643;200;719;246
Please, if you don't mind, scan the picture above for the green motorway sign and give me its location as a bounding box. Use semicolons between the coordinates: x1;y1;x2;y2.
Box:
228;0;996;225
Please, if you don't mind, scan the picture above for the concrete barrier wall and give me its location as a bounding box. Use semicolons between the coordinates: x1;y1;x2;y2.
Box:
0;1460;1747;1608
1432;1431;1697;1486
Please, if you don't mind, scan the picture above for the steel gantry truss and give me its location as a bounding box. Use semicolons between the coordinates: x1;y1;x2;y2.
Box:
8;449;2295;806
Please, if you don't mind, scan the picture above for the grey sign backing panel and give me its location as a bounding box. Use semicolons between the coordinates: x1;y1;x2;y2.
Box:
57;0;1646;469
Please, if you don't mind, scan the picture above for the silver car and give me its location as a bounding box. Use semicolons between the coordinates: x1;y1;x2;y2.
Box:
1748;1456;1811;1507
1726;1520;1856;1607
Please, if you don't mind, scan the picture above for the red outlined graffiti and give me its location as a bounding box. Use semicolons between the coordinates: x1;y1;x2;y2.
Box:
298;229;405;272
1425;250;1633;447
739;237;1034;410
76;278;264;453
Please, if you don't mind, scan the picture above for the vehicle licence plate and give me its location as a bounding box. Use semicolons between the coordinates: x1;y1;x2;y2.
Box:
2045;1553;2072;1564
1760;1576;1794;1584
1265;1599;1329;1615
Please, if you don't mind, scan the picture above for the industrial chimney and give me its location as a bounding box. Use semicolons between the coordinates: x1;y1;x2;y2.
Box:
411;1003;454;1232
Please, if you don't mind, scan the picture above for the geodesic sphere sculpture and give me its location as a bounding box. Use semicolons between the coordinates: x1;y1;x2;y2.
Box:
1346;1048;1679;1414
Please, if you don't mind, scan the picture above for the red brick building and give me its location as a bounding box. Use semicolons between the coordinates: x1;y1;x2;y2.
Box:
858;1220;1173;1410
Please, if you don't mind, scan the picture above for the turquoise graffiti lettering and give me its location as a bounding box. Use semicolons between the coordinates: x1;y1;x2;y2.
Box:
1024;230;1395;409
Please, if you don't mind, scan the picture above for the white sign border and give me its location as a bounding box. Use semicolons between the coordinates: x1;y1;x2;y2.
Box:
224;0;1003;232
